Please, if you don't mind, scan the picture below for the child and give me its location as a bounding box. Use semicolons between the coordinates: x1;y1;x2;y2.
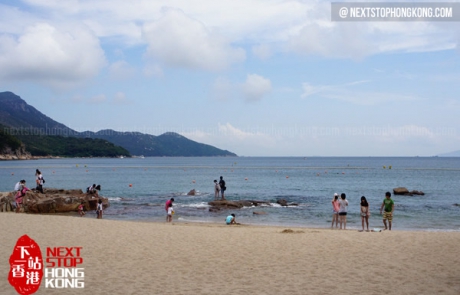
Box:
359;196;370;232
78;202;86;217
15;181;29;213
331;193;340;229
338;193;348;230
226;213;236;225
214;180;221;201
96;199;103;219
167;203;174;222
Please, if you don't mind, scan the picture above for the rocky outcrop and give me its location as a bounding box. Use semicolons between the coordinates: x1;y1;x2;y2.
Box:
393;187;425;196
0;188;109;213
253;211;268;215
208;200;274;212
187;189;196;196
0;145;32;160
277;199;288;206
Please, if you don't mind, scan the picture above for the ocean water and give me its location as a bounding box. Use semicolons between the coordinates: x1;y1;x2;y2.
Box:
1;157;459;231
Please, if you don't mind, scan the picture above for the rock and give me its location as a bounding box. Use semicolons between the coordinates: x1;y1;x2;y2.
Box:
393;187;425;196
208;200;271;212
277;199;288;206
253;211;267;215
0;188;109;214
187;189;196;196
393;187;410;195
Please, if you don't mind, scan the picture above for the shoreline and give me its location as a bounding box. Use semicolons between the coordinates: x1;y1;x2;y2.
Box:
17;210;460;233
1;213;460;294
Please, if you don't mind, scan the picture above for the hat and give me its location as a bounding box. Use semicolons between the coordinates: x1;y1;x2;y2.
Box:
334;193;338;196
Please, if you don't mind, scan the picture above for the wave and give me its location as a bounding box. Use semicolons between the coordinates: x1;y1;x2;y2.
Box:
179;202;210;209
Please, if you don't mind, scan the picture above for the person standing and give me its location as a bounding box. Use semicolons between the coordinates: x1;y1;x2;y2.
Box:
331;193;340;229
219;176;226;200
165;198;174;221
78;201;86;217
15;180;29;213
380;192;394;230
338;193;348;230
213;180;221;201
35;169;44;194
96;199;103;219
167;203;174;222
359;196;370;232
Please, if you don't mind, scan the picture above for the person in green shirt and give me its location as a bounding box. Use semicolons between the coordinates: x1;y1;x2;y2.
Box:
380;192;394;230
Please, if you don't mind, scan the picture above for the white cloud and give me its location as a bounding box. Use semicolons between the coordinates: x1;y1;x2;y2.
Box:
143;64;163;78
143;8;245;71
109;60;135;80
301;80;417;105
113;92;128;104
242;74;272;101
252;44;272;60
0;23;106;88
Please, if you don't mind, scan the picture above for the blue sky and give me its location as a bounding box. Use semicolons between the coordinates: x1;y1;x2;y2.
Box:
1;0;459;156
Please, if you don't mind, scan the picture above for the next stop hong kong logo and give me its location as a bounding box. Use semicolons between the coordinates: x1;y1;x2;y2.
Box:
8;234;85;295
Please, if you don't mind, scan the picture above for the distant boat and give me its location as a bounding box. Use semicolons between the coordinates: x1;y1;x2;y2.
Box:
139;155;145;159
119;156;124;159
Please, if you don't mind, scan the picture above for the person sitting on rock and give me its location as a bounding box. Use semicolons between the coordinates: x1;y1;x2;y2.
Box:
86;184;101;197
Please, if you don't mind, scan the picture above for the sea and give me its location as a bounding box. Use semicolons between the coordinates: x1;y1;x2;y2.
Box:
1;157;459;231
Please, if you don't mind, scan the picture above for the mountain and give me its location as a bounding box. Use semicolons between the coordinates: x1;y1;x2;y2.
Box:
80;130;236;157
0;91;237;157
0;91;76;136
437;150;460;157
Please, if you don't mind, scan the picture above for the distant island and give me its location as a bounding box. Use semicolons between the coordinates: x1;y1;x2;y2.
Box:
437;150;460;157
0;91;237;158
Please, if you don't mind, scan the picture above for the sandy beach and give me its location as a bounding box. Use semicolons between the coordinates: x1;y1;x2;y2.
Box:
1;213;459;295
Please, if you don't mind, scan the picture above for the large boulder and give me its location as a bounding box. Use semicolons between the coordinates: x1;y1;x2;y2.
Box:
393;187;410;195
0;188;109;213
393;187;425;196
277;199;288;206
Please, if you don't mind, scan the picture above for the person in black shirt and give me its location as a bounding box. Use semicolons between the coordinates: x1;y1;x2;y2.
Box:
219;176;226;200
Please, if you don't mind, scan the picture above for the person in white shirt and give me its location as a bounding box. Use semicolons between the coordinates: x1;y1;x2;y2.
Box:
167;203;174;222
338;193;349;230
214;180;221;201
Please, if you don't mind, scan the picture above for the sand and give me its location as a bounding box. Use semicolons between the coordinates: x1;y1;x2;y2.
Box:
1;213;459;295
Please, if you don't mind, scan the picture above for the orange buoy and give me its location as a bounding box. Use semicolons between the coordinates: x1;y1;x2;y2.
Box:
129;184;133;187
245;178;248;181
286;176;289;179
192;180;196;183
11;173;14;175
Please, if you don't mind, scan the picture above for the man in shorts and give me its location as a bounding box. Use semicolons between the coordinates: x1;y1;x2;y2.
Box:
380;191;394;230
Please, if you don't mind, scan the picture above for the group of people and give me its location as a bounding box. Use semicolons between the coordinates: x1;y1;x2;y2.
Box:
13;169;46;213
213;176;227;200
331;192;395;231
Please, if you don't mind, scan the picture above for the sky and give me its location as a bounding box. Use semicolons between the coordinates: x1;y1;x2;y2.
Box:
1;0;460;156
